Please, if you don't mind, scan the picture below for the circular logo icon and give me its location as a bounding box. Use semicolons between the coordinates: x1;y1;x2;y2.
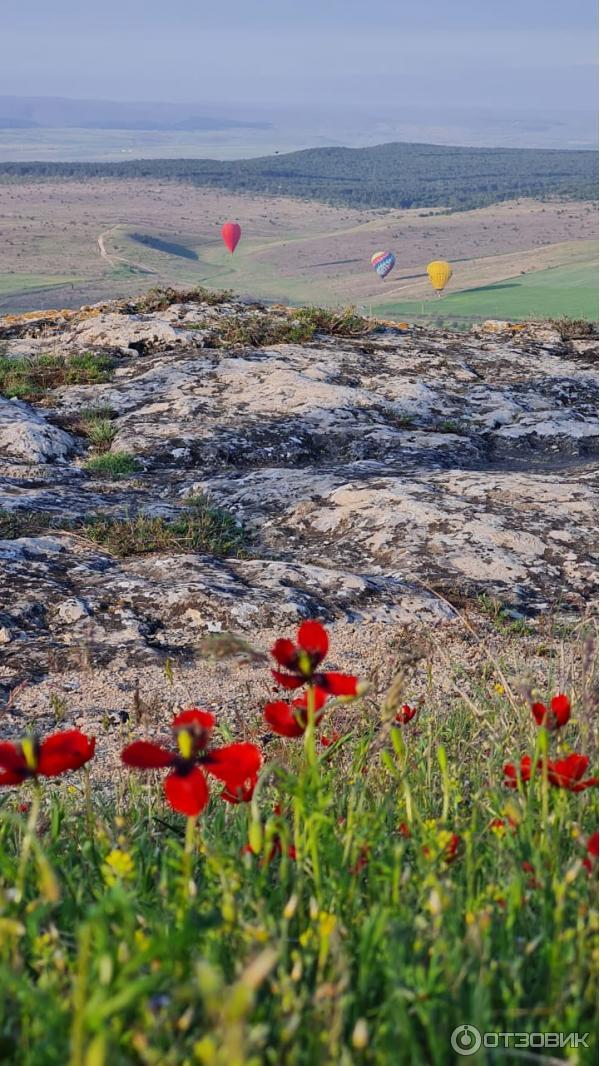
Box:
450;1025;482;1056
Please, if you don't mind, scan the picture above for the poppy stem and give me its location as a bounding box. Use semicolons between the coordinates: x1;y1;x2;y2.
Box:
538;728;549;830
69;922;92;1066
16;782;41;903
304;684;318;771
83;764;94;843
181;815;197;906
302;684;323;893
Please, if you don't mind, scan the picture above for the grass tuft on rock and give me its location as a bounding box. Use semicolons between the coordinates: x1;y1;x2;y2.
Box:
129;285;233;313
215;305;370;348
0;496;247;558
81;496;247;558
83;452;139;479
83;418;118;452
0;509;63;539
55;406;119;450
0;351;114;400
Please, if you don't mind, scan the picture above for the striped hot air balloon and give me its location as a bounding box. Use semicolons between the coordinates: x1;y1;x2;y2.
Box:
371;250;396;280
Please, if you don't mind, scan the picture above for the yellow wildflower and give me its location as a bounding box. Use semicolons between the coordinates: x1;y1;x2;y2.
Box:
102;849;135;886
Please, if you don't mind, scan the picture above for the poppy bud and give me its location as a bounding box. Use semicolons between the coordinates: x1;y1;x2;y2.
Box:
352;1019;369;1049
248;818;263;856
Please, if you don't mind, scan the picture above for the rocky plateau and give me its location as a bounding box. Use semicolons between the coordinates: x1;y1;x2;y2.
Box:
0;293;597;685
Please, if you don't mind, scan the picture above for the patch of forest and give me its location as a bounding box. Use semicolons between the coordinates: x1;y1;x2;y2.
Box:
0;141;597;211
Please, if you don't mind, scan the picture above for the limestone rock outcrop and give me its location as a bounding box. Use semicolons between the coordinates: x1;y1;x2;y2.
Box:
0;295;596;676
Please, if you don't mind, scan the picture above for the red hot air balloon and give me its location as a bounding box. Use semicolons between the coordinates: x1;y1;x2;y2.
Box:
221;222;242;254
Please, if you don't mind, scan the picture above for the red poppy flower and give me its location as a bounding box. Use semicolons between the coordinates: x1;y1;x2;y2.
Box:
264;688;329;738
531;694;571;730
320;730;341;748
398;822;411;838
444;833;461;863
503;756;535;788
522;861;541;889
582;831;599;873
504;752;598;792
546;754;599;792
271;620;359;697
350;845;370;875
488;815;517;833
395;704;416;724
0;730;95;787
221;771;259;804
423;833;461;863
121;708;261;816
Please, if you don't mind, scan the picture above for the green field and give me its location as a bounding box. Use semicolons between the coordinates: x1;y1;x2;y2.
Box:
374;262;598;324
0;273;82;298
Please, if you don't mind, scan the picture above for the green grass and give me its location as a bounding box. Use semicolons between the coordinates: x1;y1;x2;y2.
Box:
82;497;247;558
0;273;81;298
0;631;596;1065
0;352;114;400
78;405;117;422
83;453;140;479
83;418;118;453
0;497;247;559
0;509;64;539
375;262;599;325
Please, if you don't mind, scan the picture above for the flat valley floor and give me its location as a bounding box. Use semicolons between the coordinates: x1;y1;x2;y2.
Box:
0;180;596;321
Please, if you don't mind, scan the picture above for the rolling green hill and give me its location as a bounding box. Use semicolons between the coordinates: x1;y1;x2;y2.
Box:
0;141;597;211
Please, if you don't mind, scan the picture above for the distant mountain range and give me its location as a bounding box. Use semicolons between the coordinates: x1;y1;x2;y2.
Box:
0;96;271;131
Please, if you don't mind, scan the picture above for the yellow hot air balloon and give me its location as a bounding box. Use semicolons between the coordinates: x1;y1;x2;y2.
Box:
427;260;452;296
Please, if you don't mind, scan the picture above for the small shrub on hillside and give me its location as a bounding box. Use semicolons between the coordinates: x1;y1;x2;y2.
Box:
215;313;291;347
550;316;598;340
215;305;370;348
78;405;117;423
65;351;114;384
291;305;369;338
435;419;468;434
389;410;417;429
131;285;233;313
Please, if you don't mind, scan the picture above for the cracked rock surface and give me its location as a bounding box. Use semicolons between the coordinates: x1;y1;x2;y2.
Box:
0;296;597;678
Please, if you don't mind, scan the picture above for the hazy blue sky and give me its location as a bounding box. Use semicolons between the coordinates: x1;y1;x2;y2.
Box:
2;0;597;111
